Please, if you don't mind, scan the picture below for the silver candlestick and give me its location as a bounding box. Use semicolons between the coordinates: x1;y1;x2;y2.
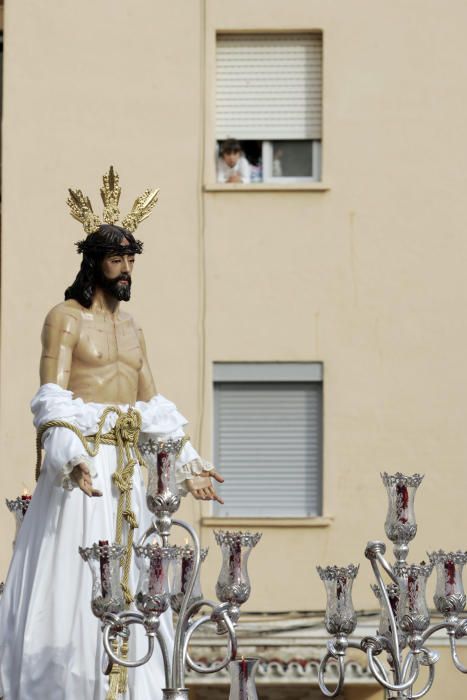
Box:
79;437;261;700
317;472;467;699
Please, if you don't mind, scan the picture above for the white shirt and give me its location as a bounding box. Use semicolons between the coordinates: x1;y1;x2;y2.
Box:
217;156;251;184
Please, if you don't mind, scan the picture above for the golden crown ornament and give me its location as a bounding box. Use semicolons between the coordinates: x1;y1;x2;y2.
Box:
67;166;159;235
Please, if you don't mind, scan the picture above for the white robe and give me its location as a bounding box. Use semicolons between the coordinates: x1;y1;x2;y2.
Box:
0;384;202;700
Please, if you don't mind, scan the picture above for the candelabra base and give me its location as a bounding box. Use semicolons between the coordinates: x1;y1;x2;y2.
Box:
162;688;189;700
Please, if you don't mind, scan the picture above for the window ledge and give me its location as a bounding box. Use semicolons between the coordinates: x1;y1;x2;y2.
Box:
201;516;333;529
203;182;330;193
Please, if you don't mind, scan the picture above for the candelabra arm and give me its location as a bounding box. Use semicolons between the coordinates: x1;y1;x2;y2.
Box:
401;650;436;700
411;664;435;699
367;645;419;692
368;651;392;685
317;650;345;698
170;518;202;689
137;522;157;546
156;626;172;689
183;608;237;674
375;551;399;585
419;621;454;647
449;632;467;673
369;556;403;678
102;613;155;668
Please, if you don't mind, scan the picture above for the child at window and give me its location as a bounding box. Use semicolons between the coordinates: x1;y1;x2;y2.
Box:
217;138;251;184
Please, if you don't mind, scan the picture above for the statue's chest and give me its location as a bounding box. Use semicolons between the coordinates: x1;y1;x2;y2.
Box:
75;316;143;370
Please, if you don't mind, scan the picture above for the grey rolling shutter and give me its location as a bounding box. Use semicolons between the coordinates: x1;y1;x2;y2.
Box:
216;33;322;140
213;382;322;517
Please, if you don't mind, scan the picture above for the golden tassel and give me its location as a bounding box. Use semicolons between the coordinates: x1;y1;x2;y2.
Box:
106;640;122;700
118;639;129;694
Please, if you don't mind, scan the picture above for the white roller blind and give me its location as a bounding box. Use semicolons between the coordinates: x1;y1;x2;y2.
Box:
216;33;322;140
213;382;323;517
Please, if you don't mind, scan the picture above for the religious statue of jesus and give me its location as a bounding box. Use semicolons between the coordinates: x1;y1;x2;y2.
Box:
0;167;223;700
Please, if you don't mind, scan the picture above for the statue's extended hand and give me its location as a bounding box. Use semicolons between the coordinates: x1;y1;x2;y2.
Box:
187;469;224;504
70;462;103;498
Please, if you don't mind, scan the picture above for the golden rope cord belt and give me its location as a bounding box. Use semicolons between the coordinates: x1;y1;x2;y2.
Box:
36;407;189;699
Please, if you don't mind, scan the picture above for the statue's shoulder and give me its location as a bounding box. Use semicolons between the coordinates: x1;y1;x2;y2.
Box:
119;309;141;329
42;300;83;332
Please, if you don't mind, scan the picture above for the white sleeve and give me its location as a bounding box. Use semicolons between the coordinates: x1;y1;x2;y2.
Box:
32;384;98;490
40;428;95;491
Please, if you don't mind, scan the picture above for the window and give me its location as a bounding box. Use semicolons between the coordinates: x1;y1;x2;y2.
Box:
213;363;323;517
216;33;323;183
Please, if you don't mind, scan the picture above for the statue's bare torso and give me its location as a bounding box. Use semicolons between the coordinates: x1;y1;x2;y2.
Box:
40;299;155;404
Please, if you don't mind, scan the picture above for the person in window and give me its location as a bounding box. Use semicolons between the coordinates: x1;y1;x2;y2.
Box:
217;138;251;184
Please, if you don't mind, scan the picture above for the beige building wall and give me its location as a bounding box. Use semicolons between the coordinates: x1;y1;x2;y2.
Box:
2;1;467;697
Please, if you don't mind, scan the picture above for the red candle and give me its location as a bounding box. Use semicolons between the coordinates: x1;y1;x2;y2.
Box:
395;483;409;523
445;560;457;596
99;540;110;598
240;656;248;699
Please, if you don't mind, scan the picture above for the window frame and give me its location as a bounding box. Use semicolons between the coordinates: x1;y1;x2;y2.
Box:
211;362;324;520
210;29;325;188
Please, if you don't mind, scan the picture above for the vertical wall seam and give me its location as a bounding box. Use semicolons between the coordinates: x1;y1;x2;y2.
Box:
196;0;207;456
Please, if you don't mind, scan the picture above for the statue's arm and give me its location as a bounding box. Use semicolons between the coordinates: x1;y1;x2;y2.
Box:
136;324;157;401
39;305;80;388
39;305;101;497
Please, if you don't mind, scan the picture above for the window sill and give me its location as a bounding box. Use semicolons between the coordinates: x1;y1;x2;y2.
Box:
203;182;330;193
201;516;333;529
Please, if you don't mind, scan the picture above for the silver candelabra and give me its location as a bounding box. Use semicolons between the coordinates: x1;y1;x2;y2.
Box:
77;437;261;700
317;472;467;699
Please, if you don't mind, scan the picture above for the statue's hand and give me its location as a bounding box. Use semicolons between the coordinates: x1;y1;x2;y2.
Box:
70;462;103;498
187;469;224;504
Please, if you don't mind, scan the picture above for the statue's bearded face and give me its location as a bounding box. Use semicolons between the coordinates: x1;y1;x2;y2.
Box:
98;245;134;302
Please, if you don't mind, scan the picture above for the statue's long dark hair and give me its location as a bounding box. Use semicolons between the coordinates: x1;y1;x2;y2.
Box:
64;225;143;308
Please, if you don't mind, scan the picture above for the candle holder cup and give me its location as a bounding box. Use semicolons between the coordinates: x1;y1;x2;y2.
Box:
142;437;185;546
79;542;126;618
429;551;467;616
215;531;261;608
229;656;260;700
381;472;423;561
371;583;407;649
317;564;359;636
170;545;208;614
394;561;433;635
134;544;178;620
145;438;183;515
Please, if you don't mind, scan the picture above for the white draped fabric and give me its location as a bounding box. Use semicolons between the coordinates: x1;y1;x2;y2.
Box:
0;384;201;700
